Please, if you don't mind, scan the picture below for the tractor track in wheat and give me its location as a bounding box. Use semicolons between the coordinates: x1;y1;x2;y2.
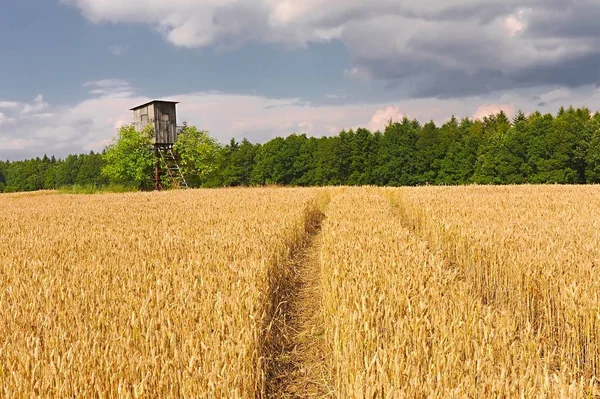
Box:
262;205;333;398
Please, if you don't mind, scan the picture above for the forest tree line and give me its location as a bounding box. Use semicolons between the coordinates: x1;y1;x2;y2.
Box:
2;106;600;192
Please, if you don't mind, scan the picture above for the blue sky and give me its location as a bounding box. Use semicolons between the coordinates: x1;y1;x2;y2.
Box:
2;1;600;160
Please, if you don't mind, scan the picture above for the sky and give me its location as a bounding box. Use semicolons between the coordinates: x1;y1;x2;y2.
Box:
2;1;600;160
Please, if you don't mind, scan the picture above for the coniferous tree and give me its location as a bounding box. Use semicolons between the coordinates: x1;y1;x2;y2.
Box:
374;118;420;186
0;160;6;192
586;129;600;183
219;138;258;187
513;110;526;125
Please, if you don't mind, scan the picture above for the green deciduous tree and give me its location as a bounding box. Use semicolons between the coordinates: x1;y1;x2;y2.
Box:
102;125;155;189
173;125;222;187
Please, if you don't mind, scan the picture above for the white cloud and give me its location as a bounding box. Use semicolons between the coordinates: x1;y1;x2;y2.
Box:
29;113;55;119
83;79;134;98
0;101;19;110
539;88;571;104
21;95;48;115
326;94;346;99
323;124;339;134
368;106;404;131
343;67;370;80
503;10;525;37
473;104;515;120
0;112;16;126
83;79;129;88
2;80;600;160
298;121;314;132
0;139;30;151
0;86;423;159
108;44;129;56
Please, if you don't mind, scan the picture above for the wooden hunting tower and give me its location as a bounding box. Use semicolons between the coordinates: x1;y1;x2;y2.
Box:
131;100;179;145
130;100;188;190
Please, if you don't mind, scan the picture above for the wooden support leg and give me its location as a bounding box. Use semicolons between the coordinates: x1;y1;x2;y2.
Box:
155;148;160;191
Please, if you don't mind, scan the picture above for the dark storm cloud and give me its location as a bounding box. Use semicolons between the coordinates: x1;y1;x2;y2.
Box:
364;54;510;98
513;53;600;88
524;2;600;39
369;52;600;99
211;3;272;47
342;0;600;98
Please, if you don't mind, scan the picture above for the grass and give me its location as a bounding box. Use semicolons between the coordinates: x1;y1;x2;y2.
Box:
55;184;139;194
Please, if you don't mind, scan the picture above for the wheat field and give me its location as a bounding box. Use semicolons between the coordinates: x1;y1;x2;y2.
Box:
0;186;598;397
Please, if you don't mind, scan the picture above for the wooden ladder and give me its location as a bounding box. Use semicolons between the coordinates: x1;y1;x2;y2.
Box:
158;147;189;189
